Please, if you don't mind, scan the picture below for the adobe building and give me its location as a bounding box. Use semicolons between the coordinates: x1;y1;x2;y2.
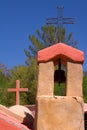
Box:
35;43;84;130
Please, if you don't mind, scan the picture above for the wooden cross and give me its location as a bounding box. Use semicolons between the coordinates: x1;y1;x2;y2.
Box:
8;80;28;105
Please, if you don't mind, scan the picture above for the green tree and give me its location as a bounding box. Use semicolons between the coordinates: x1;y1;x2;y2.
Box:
83;70;87;102
26;58;37;104
0;69;9;106
83;75;87;103
0;64;11;106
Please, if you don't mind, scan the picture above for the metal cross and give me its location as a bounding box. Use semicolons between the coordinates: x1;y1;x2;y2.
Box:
46;6;74;27
46;6;74;43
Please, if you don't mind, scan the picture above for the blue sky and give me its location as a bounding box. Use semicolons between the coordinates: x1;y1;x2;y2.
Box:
0;0;87;70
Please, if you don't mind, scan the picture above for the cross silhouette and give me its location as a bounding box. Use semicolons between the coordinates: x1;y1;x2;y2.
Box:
46;6;74;26
8;80;28;105
46;6;74;43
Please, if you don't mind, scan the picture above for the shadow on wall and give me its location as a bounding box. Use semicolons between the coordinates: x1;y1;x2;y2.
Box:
22;112;34;130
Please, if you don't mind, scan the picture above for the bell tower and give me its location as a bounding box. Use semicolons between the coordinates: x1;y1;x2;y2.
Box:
35;43;84;130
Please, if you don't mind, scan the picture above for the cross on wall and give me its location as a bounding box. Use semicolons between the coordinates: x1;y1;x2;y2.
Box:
8;80;28;105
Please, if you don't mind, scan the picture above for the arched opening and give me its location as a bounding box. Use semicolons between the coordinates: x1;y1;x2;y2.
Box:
54;59;66;96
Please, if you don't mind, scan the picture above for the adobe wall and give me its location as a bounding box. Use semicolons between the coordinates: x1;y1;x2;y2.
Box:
37;61;54;96
66;62;83;96
35;96;84;130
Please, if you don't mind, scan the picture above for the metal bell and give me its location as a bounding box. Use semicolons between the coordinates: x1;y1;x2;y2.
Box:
54;59;66;85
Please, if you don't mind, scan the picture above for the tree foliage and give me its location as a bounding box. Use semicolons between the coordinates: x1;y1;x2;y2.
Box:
26;59;37;104
83;70;87;103
0;69;9;106
0;64;10;106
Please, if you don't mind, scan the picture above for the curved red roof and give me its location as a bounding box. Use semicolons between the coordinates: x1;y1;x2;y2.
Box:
37;43;84;64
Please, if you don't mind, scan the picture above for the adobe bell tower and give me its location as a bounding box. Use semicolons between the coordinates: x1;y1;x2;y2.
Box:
35;43;84;130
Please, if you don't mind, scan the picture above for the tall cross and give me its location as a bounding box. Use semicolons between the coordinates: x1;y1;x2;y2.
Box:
8;80;28;105
46;6;74;27
46;6;74;42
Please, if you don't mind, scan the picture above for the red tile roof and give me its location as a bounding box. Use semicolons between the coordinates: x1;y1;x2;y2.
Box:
37;43;84;65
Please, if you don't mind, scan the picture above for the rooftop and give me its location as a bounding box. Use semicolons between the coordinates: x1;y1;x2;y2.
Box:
38;43;84;65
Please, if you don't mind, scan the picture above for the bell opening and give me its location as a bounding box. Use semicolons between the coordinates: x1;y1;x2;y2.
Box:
54;59;66;96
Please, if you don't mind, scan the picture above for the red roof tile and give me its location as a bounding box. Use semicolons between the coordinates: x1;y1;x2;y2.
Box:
37;43;84;64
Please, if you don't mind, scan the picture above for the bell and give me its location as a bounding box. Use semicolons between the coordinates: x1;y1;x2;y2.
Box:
54;59;66;85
